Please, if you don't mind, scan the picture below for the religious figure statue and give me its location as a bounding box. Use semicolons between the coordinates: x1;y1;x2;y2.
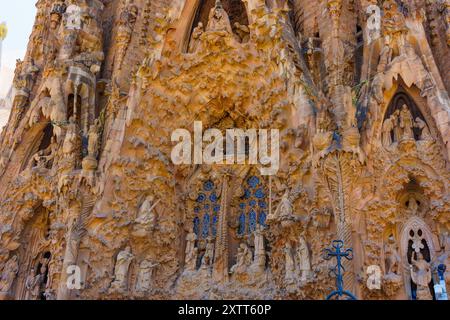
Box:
206;0;233;34
231;243;253;274
284;242;296;283
407;196;419;215
25;268;43;300
414;118;433;141
87;119;101;159
185;231;198;271
385;235;401;276
0;256;19;294
110;247;134;292
134;196;159;234
63;116;80;155
399;104;414;140
296;236;312;281
410;252;433;300
115;0;139;71
269;190;293;223
201;237;215;269
382;116;394;147
391;109;401;142
188;22;204;53
135;260;158;293
253;225;266;270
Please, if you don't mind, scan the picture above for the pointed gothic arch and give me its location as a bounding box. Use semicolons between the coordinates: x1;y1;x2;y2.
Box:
399;215;437;300
186;0;250;51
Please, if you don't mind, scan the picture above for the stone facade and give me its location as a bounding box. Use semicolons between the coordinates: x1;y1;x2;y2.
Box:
0;0;449;300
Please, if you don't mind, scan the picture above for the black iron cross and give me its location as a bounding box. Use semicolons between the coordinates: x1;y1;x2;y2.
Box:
323;240;357;300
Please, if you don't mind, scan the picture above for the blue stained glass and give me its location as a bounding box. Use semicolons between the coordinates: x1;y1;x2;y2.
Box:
197;193;206;203
239;203;246;209
248;176;260;188
249;210;257;233
244;189;251;199
204;204;210;211
194;207;201;214
213;205;221;213
255;188;265;199
204;180;214;191
212;215;218;237
259;201;267;209
193;217;200;235
258;211;267;227
209;193;218;203
238;213;246;236
202;214;210;238
249;200;257;207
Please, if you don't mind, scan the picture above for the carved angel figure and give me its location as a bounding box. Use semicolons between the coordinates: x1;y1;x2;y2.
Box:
410;252;433;300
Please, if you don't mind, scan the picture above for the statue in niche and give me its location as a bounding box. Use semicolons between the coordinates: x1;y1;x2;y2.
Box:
391;109;401;142
284;242;296;283
399;104;414;140
63;116;80;155
0;256;18;294
87;119;101;159
406;196;420;216
110;247;134;292
385;235;401;276
296;236;312;281
135;260;158;293
134;196;160;234
30;136;58;170
414;118;433;141
25;268;43;300
231;243;253;274
201;237;215;269
206;0;233;34
185;231;198;271
410;252;433;300
253;225;266;270
234;22;250;43
189;22;204;53
382;116;395;147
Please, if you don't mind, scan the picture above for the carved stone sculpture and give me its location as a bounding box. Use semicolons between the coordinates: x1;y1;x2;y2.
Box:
284;242;296;284
184;232;198;272
385;235;400;276
133;196;159;236
206;1;233;34
135;260;158;293
296;236;312;282
399;104;414;140
0;256;19;294
415;118;433;141
231;243;252;274
110;247;134;292
410;253;433;300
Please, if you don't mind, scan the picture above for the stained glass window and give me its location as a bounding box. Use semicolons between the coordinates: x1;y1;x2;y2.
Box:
237;176;268;236
193;180;221;239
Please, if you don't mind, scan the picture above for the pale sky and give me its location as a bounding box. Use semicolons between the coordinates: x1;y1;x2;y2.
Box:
0;1;37;99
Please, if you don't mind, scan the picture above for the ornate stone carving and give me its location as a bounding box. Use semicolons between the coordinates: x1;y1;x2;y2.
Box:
110;247;134;293
410;253;433;300
0;256;18;295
